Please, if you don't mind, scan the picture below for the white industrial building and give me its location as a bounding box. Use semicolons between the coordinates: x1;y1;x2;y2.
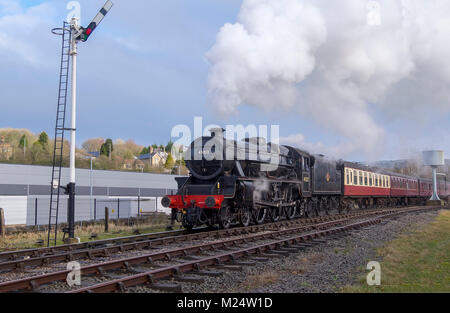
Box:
0;164;180;226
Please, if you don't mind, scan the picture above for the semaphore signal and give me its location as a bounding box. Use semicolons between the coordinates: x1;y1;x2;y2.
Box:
48;1;114;246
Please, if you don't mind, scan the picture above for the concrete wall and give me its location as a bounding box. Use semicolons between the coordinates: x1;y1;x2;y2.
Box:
0;163;182;225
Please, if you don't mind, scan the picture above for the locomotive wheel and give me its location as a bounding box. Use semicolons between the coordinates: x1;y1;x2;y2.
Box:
219;207;232;229
240;208;251;227
285;206;296;220
270;208;281;222
253;208;266;225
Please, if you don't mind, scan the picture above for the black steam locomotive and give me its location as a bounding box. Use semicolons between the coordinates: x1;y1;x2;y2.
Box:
162;128;343;230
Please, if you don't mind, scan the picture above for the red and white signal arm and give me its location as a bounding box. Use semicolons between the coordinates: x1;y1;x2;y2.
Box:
79;0;114;42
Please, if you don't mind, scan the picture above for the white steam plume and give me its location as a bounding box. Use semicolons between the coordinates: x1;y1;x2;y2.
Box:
206;0;450;158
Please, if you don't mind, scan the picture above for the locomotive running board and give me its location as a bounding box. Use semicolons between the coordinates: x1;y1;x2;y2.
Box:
254;200;296;208
237;177;303;184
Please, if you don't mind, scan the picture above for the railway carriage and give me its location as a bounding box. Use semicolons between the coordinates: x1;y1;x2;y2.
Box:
419;178;433;198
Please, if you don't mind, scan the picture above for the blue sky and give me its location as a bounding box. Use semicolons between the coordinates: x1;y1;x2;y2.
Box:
1;0;449;162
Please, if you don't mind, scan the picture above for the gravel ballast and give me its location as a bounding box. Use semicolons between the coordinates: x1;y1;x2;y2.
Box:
178;209;441;293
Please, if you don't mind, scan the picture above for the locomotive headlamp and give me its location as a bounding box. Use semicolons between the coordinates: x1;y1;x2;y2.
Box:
205;196;216;208
161;196;171;208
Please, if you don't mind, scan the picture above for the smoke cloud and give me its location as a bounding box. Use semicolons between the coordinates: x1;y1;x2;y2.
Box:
206;0;450;158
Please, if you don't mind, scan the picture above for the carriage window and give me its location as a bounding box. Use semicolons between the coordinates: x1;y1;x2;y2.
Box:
359;172;363;185
354;171;357;185
382;177;385;187
346;170;350;185
369;174;373;186
364;173;368;186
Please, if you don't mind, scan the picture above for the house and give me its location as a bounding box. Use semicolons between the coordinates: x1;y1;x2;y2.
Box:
139;148;168;167
0;137;13;160
122;158;145;171
122;159;134;170
134;159;145;171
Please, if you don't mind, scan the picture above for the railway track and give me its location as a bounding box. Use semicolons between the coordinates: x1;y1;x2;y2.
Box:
0;208;401;274
0;205;438;293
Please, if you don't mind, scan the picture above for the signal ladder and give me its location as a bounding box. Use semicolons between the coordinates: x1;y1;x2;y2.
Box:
47;22;72;246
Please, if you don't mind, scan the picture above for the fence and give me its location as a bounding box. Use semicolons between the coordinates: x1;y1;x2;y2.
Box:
25;196;162;226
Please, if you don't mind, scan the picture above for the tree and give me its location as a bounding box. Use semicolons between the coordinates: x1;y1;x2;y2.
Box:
82;138;104;152
165;153;175;169
100;138;114;158
165;140;174;154
38;131;49;146
151;144;158;150
140;146;150;155
19;135;29;149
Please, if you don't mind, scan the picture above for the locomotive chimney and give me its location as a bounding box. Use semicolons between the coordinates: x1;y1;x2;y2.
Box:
210;128;225;138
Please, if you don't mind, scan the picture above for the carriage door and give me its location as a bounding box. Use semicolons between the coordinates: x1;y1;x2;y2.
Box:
302;157;311;195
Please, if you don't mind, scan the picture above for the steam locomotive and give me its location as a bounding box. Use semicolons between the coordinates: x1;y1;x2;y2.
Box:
162;128;449;230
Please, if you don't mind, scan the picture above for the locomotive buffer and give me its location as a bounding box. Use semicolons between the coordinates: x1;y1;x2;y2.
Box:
48;1;113;246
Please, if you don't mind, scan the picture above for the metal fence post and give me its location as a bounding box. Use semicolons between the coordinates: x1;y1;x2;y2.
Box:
105;206;109;232
117;198;120;220
0;208;5;238
137;196;140;217
94;198;97;221
35;198;38;226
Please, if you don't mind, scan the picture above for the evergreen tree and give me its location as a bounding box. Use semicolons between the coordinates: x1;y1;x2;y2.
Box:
38;131;49;146
100;138;114;157
140;146;150;155
165;140;174;154
19;135;29;149
165;153;175;169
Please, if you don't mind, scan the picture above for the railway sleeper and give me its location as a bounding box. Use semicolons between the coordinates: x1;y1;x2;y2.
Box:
149;282;182;293
233;260;256;266
214;264;243;272
249;256;270;262
269;250;290;256
193;270;224;277
172;275;205;283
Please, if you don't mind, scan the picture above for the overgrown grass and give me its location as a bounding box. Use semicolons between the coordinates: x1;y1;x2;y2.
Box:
343;209;450;292
0;214;180;251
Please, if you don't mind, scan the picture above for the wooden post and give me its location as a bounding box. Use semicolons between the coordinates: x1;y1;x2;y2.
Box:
104;207;109;232
0;208;5;237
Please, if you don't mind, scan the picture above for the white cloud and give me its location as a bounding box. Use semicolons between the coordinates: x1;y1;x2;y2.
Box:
0;1;57;67
0;0;21;15
206;0;450;158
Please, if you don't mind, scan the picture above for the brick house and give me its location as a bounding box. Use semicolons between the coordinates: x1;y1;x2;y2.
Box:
0;137;13;160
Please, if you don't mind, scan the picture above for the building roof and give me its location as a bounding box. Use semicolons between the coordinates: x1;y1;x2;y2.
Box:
0;163;183;189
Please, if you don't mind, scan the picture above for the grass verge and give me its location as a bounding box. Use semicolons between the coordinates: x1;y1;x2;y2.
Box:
0;213;180;251
343;209;450;292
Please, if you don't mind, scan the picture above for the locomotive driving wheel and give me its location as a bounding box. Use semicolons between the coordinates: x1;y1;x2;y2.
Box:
270;207;281;222
219;207;232;229
239;208;251;227
253;207;266;224
285;205;296;220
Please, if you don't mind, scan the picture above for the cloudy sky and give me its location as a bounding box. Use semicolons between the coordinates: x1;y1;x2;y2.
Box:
1;0;449;162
